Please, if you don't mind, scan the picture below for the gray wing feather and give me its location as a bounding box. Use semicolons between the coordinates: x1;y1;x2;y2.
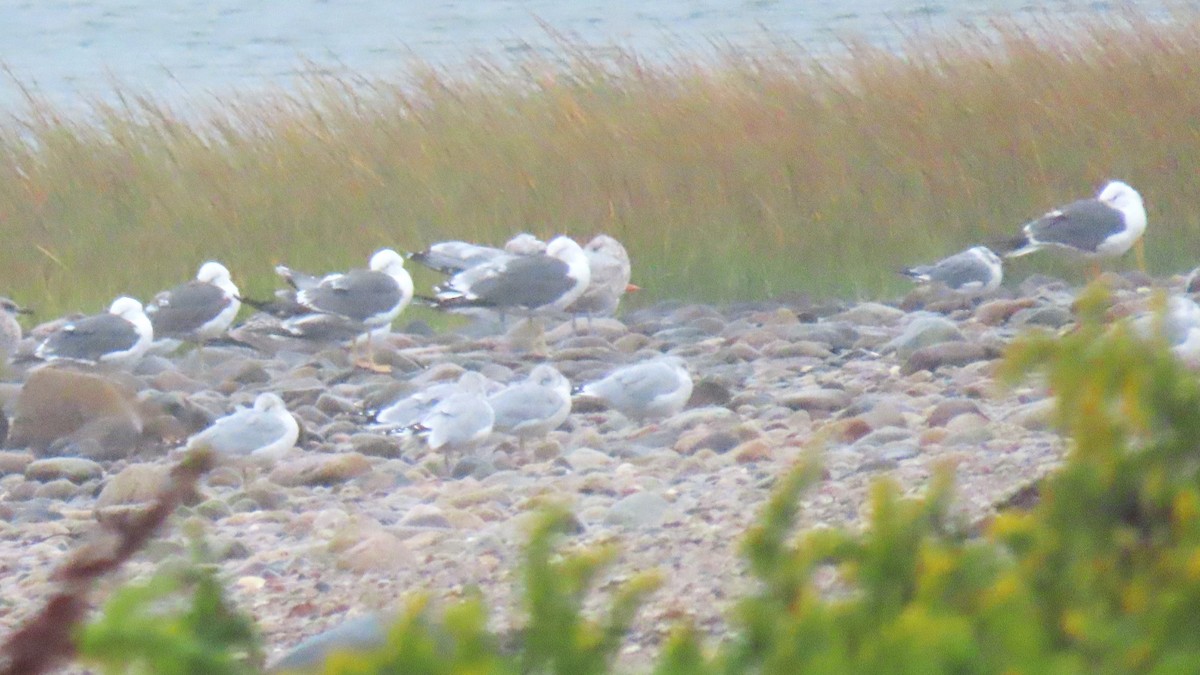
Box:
926;253;992;290
489;385;565;430
298;270;400;322
194;410;289;455
445;256;573;309
40;314;138;362
147;282;230;337
1026;199;1125;251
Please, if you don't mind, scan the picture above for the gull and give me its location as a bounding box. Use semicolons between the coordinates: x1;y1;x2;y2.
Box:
371;371;496;429
34;297;152;368
186;392;299;465
1000;180;1148;277
406;232;546;275
575;356;693;423
488;364;571;450
145;261;241;344
900;246;1003;293
408;374;494;471
0;297;32;361
1132;295;1200;365
566;234;639;321
274;249;414;371
425;235;590;315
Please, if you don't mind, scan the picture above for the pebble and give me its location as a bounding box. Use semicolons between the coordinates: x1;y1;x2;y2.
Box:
605;491;672;529
269;453;372;487
0;282;1103;664
25;457;104;483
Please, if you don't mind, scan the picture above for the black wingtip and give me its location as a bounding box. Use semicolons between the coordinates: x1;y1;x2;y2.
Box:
989;234;1032;257
406;251;457;275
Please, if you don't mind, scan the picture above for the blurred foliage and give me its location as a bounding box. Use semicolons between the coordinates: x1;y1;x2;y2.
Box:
68;286;1200;672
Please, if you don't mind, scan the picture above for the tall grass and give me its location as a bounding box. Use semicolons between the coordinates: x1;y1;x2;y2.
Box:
1;12;1199;317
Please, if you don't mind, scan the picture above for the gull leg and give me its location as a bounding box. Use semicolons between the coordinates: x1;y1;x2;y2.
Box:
1088;260;1102;281
356;330;393;373
1135;238;1147;273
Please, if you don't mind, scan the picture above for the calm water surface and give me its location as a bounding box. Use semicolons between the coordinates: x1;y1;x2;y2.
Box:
0;1;1184;111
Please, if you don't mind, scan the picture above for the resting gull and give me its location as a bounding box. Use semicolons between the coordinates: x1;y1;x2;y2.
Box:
34;296;152;367
0;297;31;360
146;261;241;343
488;364;571;449
900;246;1002;293
1132;295;1200;365
1001;180;1147;276
427;235;590;314
186;392;299;465
281;249;414;370
575;356;693;423
372;371;496;429
406;232;546;275
566;234;638;320
409;374;495;470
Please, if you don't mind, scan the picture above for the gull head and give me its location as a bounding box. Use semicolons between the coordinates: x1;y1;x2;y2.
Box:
197;261;234;285
1097;180;1145;216
253;392;289;414
108;296;147;321
369;248;407;276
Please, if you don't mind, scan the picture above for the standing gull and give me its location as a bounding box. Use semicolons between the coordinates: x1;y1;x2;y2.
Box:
283;249;414;371
186;392;299;465
0;298;32;361
900;246;1003;293
575;356;693;424
146;261;241;343
408;374;494;471
34;297;152;367
1001;180;1148;276
488;364;572;449
566;234;638;321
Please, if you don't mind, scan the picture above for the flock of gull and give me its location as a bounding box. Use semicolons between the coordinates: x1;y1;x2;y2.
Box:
0;178;1190;468
0;232;683;468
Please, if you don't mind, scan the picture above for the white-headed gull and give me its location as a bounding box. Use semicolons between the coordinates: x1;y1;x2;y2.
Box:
488;364;571;448
567;234;637;319
35;296;152;367
576;356;693;423
186;392;299;464
1002;180;1147;274
146;261;241;343
901;246;1002;293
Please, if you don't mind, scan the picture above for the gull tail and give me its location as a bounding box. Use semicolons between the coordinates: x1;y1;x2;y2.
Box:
897;266;930;282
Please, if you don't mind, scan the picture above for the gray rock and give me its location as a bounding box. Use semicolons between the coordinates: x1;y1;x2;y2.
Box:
605;491;672;528
903;342;997;374
25;457;104;483
349;433;403;458
885;316;963;359
269;453;371;487
268;614;387;674
97;463;170;507
8;368;143;459
781;388;850;413
1011;305;1074;329
563;447;615;471
926;399;983;427
834;302;906;327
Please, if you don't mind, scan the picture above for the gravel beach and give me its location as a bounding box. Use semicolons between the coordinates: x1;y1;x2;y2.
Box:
0;270;1172;669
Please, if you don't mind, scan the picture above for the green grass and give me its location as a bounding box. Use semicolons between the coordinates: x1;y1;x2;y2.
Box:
2;12;1200;318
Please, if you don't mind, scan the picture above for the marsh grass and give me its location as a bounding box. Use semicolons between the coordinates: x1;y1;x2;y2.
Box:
2;12;1199;319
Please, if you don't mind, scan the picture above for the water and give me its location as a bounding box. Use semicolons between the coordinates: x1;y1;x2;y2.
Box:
0;1;1180;112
